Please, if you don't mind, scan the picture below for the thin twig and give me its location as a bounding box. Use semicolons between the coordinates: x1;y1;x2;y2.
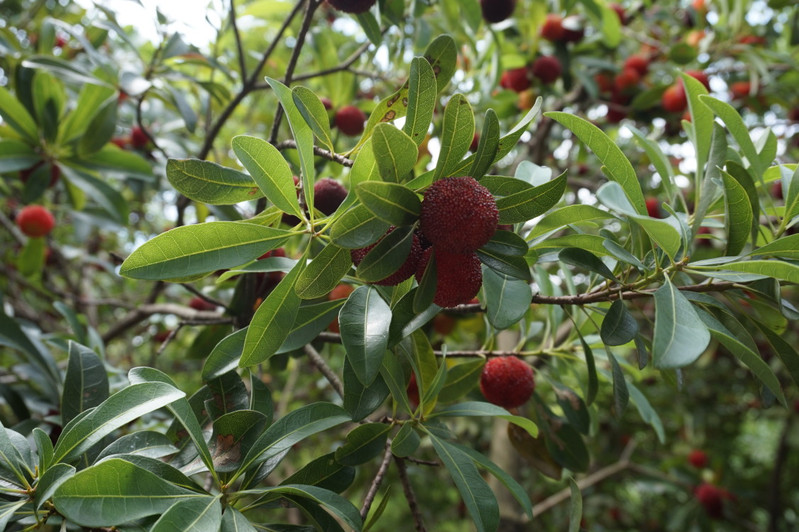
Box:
394;456;426;532
101;304;229;343
303;344;344;398
360;440;393;520
229;0;247;80
279;40;373;84
275;139;354;167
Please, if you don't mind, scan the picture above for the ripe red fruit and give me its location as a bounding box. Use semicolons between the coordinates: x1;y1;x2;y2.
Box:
327;283;355;333
334;105;367;136
20;162;60;188
614;68;640;93
730;81;751;100
688;449;709;468
610;3;627;25
470;133;480;152
694;483;725;519
320;97;333;110
479;356;535;408
645;197;661;218
327;0;376;14
772;180;783;200
16;205;55;237
188;297;217;311
500;67;531;93
130;126;149;148
351;228;423;286
662;82;688;113
313;178;348;215
560;16;585;43
416;248;483;308
540;14;565;42
531;56;562;84
481;0;516;23
623;55;649;77
595;72;614;95
407;373;420;409
54;35;67;48
686;70;711;91
419;176;498;254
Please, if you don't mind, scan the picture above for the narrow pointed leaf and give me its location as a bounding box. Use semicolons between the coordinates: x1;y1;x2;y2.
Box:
403;57;436;145
232;135;302;217
0;86;39;142
339;286;392;386
600;300;638;346
423;34;458;93
721;169;753;255
355;226;413;283
652;278;711;368
61;341;109;427
293;86;334;151
295;244;352;300
166;159;261;205
722;260;799;284
434;94;474;181
334;424;390;466
356;181;421;226
330;204;391;249
470;109;501;180
371;123;417;183
559;247;617;281
151;497;222;532
496;172;567;224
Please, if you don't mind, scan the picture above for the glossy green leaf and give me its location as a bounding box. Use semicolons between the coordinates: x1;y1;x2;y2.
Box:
699;95;765;179
626;379;665;443
681;73;713;182
496;172;566;224
33;428;53;473
221;508;258;532
293;86;334;151
607;350;629;417
528;205;615;239
423;34;458;93
403;57;436;146
241;259;304;367
724;162;760;244
34;463;74;510
470;109;501;180
59;165;128;224
0;139;39;172
232;135;302;217
166;159;261;205
438;359;484;404
428;433;499;532
52;381;184;464
568;478;583;532
600;300;639;346
356;181;421;226
749;234;799;260
258;484;362;531
433;401;538;438
343;359;390;421
482;230;528;256
334;424;390;466
211;410;269;473
482;267;531;330
356;10;381;44
627;125;675;200
720;169;753;255
754;322;799;388
53;458;202;527
0;86;39;143
0;501;25;531
330;204;391;249
95;431;177;461
720;260;799;284
278;300;346;354
58;83;115;144
356;226;413;283
282;453;356;494
352;85;411;154
0;422;31;487
559;247;617;281
295;244;352;300
339;286;392;386
652;278;711;369
202;329;246;381
0;308;60;392
477;248;532;281
546;112;646;214
61;341;109;427
151;497;222;532
78;95;116;156
434;94;474;181
120;222;289;281
371;123;418;183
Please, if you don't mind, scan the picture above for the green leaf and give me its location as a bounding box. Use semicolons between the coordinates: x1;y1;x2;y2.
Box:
371;123;418;183
699;95;765;180
423;35;458;93
392;423;421;458
0;139;39;172
351;85;411;154
434;94;474;181
356;181;421;226
355;226;414;283
428;433;499;532
0;422;31;487
470;109;501;180
725;162;760;244
221;508;258;532
626;379;665;443
202;329;247;381
720;168;753;255
34;463;74;510
334;424;390;466
496;172;567;224
295;244;352;300
166;159;261;205
749;234;799;259
58;84;115;144
343;360;390;422
559;247;617;281
0;86;39;143
652;278;711;369
210;410;269;473
477;248;532;281
546;112;646;214
278;300;346;354
403;57;437;146
600;300;639;346
568;478;583;532
0;501;26;531
61;341;109;427
282;453;355;494
720;260;799;284
232;135;302;217
52;381;184;464
433;401;538;438
293;86;334;151
329;204;391;249
53;458;202;527
240;259;304;367
607;351;629;416
257;484;363;532
151;497;222;532
754;322;799;388
482;267;531;329
681;73;714;183
59;165;129;224
95;431;177;462
356;10;381;44
482;230;528;256
78;96;117;156
339;286;392;386
693;123;727;232
627;125;675;200
0;308;60;392
528;204;615;239
119;222;290;281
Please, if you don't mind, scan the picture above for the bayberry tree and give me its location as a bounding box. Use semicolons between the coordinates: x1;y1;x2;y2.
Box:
1;0;798;530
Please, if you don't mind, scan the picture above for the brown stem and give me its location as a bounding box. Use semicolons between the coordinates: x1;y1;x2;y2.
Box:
100;304;229;343
275;139;354;167
768;416;793;532
360;440;393;520
394;456;427;532
229;0;247;80
303;344;344;398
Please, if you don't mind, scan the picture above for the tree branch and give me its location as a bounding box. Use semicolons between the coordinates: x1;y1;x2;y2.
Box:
101;304;230;343
360;440;393;520
394;456;427;532
275;139;354;167
303;344;344;398
229;0;247;80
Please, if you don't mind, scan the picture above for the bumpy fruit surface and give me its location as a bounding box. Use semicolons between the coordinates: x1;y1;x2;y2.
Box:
688;449;708;468
416;248;483;308
419;176;498;253
334;105;367;136
313;178;348;215
327;0;376;14
540;14;565;42
479;356;535;408
662;82;688;113
531;56;561;84
481;0;516;23
351;228;423;286
500;67;531;93
16;205;55;237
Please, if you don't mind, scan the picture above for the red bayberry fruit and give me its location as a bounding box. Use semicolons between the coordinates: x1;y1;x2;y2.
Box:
624;55;649;77
479;356;535;408
320;97;333;110
500;67;531;93
470;133;480;152
327;0;375;14
313;178;348;215
688;449;709;468
614;68;640;93
595;72;614;95
686;69;711;91
416;248;483;308
327;283;355;333
662;82;688;113
334;105;367;136
540;14;565;42
130;126;149;148
531;56;562;84
407;373;420;409
694;483;724;519
645;197;661;218
610;3;627;25
560;16;585;43
188;297;217;311
730;81;751;100
20;162;60;188
419;177;498;254
351;228;423;286
481;0;516;23
16;205;55;237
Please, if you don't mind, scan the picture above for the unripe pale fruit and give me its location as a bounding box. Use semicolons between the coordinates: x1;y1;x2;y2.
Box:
313;178;348;215
531;56;562;84
540;14;565;42
334;105;367;136
327;0;376;14
480;356;535;408
662;82;688;113
419;177;498;254
500;67;531;93
481;0;516;23
416;248;483;308
16;205;55;237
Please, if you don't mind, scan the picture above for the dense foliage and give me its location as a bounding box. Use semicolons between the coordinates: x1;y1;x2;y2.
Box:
1;0;798;530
